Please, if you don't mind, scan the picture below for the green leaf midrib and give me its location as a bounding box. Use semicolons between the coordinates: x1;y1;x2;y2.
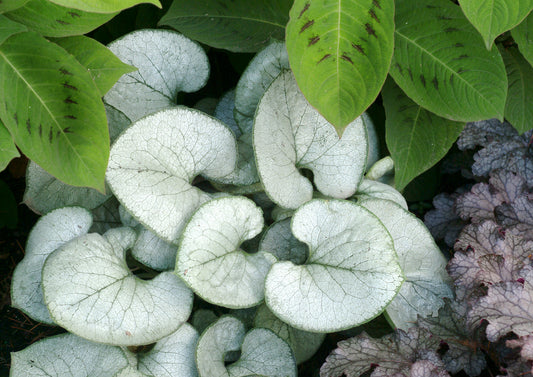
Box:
0;49;93;177
163;14;286;29
396;105;423;186
394;29;496;112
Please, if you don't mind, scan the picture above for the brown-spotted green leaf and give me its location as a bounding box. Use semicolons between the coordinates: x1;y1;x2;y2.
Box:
391;0;508;122
53;36;136;96
0;31;109;191
382;78;465;191
4;0;116;37
286;0;394;132
458;0;533;50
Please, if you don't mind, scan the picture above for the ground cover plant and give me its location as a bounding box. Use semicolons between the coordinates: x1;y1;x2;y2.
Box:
1;0;533;376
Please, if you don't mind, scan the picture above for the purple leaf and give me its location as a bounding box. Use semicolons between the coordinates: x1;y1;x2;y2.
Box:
469;266;533;342
419;299;487;376
457;119;518;150
455;182;503;222
424;192;467;247
320;328;441;377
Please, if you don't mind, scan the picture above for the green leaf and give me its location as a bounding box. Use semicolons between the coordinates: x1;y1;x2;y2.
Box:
4;0;116;37
0;0;28;13
196;316;297;377
254;304;325;364
512;12;533;67
382;78;465;191
0;15;27;44
0;32;109;191
0;120;19;170
11;207;93;324
286;0;394;131
104;29;209;122
42;227;194;346
158;0;291;53
106;107;237;243
359;198;453;330
10;333;129;377
264;199;403;332
253;71;368;209
391;0;508;122
500;46;533;134
459;0;533;49
53;36;136;96
176;197;276;309
48;0;161;14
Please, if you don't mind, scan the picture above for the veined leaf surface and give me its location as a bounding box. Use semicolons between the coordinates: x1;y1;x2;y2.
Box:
0;14;26;44
391;0;508;122
501;46;533;134
4;0;116;37
0;0;28;13
159;0;291;52
459;0;533;49
512;12;533;67
48;0;161;13
382;79;465;191
0;31;109;191
286;0;394;131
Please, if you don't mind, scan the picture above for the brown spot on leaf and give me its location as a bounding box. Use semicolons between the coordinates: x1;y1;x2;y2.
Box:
369;9;379;22
458;68;468;74
432;77;438;90
56;19;69;25
49;128;53;142
308;36;320;46
64;96;77;105
444;27;459;33
300;19;314;34
395;63;403;75
317;54;332;64
372;0;381;9
64;115;77;120
299;3;310;18
13;113;18;124
455;42;464;48
420;75;426;87
62;82;78;91
26;119;31;134
59;68;73;75
341;54;354;64
39;124;43;137
365;23;377;37
407;68;413;81
63;127;73;133
352;43;365;55
67;11;81;18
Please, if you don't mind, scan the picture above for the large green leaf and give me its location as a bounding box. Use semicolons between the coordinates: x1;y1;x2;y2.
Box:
53;36;136;96
382;79;465;191
48;0;161;14
459;0;533;49
4;0;116;37
512;12;533;67
0;0;28;13
159;0;291;52
286;0;394;131
0;32;109;191
391;0;508;122
501;46;533;134
0;14;27;44
0;121;19;170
